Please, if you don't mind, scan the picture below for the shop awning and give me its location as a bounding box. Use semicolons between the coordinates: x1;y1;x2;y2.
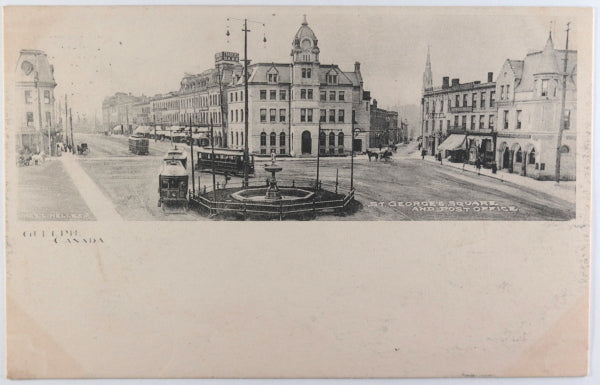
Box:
438;134;466;151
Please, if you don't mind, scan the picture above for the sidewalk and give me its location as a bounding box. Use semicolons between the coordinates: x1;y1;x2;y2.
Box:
411;150;576;203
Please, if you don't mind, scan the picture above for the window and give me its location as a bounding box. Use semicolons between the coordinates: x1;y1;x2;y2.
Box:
440;99;444;111
44;90;51;104
339;91;345;101
329;132;335;147
447;120;450;130
280;90;286;100
470;115;476;130
240;91;244;101
301;89;306;99
480;92;486;108
455;95;460;107
425;121;428;133
453;115;458;128
319;131;326;146
307;109;313;122
461;115;467;129
439;120;443;131
260;132;266;146
352;110;356;123
302;68;306;78
560;145;570;153
330;91;336;101
270;90;277;100
329;109;335;123
280;132;286;146
490;91;495;108
45;111;51;127
515;148;522;163
306;69;311;78
327;74;338;84
479;115;484;129
235;110;238;122
240;109;244;122
503;110;509;129
320;109;326;122
26;112;33;126
268;73;278;83
307;89;313;100
553;80;559;97
270;132;276;146
506;85;510;100
472;93;477;108
541;79;548;96
300;109;306;122
230;93;233;102
463;94;467;107
279;109;286;122
25;90;32;104
230;110;234;121
500;85;504;100
260;109;267;123
489;115;494;129
529;148;536;164
270;109;276;122
338;109;345;123
260;90;267;100
516;110;522;129
564;110;571;130
320;91;326;101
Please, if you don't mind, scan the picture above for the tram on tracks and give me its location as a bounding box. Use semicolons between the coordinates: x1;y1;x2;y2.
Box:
196;148;255;177
128;135;149;155
158;153;189;210
165;146;188;169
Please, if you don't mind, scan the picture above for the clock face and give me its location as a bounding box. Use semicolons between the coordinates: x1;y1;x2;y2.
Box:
21;61;34;76
301;38;312;50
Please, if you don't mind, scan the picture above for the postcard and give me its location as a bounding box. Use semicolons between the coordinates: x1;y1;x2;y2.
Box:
3;5;592;378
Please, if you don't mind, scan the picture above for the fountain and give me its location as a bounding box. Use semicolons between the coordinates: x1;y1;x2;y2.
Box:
263;152;283;200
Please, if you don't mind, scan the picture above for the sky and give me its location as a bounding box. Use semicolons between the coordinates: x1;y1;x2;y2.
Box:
4;6;584;122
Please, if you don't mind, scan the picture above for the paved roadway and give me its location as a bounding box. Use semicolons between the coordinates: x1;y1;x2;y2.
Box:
73;133;574;221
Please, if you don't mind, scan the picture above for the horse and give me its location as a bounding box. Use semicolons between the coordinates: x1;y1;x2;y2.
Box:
366;150;379;162
31;152;45;165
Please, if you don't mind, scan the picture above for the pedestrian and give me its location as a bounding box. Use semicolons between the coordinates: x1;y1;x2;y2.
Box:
421;148;426;160
476;157;481;175
438;151;443;165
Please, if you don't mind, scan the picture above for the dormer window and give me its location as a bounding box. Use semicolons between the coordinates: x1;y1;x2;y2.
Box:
327;74;338;84
268;73;278;83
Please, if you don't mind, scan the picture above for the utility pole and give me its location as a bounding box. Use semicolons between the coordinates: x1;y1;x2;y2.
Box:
189;115;196;196
243;18;250;188
316;122;321;190
210;117;217;204
65;94;69;147
69;108;74;154
351;114;355;191
555;22;570;183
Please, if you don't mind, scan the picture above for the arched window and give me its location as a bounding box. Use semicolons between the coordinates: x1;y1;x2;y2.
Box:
329;132;335;146
319;131;326;146
515;147;523;163
279;132;285;146
270;132;276;146
236;132;239;146
260;132;266;146
338;132;344;147
529;148;536;164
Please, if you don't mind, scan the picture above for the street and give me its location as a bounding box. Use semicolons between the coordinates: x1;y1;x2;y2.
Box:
18;133;575;221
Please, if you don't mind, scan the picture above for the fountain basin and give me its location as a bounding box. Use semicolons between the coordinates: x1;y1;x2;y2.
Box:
231;187;314;202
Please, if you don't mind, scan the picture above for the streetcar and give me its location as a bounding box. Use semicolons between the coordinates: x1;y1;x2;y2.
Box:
196;148;254;176
164;146;188;169
129;135;149;155
158;158;189;209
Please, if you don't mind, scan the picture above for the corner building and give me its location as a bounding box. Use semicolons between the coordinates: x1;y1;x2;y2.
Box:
227;17;370;156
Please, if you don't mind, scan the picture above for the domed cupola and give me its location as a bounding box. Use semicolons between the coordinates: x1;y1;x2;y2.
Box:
291;15;320;63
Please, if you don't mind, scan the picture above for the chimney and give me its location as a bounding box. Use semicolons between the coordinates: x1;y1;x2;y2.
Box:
442;76;449;89
354;61;361;72
372;99;378;109
487;72;493;82
451;78;460;87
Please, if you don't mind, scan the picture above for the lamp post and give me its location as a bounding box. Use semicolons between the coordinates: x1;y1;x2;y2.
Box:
316;122;321;190
351;121;360;191
555;22;570;183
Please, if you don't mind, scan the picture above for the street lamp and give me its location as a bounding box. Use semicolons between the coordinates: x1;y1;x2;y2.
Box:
351;125;360;191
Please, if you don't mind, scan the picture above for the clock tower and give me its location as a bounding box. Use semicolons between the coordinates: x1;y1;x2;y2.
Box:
290;15;320;64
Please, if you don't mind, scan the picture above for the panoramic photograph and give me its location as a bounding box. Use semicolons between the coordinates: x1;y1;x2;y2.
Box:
7;6;579;221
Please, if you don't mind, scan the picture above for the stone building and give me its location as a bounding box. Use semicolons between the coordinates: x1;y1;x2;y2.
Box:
421;48;497;163
14;49;59;155
102;92;146;134
495;33;577;180
369;99;399;148
226;16;370;156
